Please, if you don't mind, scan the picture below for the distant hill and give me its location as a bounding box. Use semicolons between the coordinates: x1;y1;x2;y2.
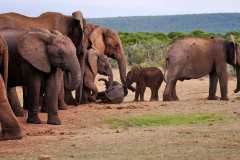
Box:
87;13;240;33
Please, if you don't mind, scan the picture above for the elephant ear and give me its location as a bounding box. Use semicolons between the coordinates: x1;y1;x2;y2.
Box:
87;49;98;76
18;32;51;73
89;28;106;54
72;11;85;32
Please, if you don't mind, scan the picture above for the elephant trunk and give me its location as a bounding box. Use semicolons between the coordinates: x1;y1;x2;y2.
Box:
64;56;81;90
234;65;240;93
117;56;128;95
107;68;114;90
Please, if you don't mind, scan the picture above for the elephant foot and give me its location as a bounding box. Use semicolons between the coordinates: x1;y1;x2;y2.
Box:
163;95;177;101
208;96;219;100
40;107;48;113
12;107;24;117
58;99;68;110
0;128;22;141
47;115;61;125
27;113;42;124
220;97;229;101
58;105;68;110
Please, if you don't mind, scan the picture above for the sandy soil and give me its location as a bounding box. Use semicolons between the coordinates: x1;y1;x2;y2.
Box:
0;70;240;160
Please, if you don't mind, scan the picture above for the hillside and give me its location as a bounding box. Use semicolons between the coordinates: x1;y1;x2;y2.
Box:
87;13;240;33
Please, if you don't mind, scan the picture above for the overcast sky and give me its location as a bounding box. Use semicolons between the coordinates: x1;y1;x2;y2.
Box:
0;0;239;18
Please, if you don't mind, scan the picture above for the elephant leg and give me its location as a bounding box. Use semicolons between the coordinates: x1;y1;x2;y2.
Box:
45;68;61;125
0;76;22;140
171;81;179;101
7;87;24;117
26;76;42;124
150;87;156;101
23;86;29;110
58;72;68;110
216;66;228;101
139;84;146;101
208;72;219;100
134;84;140;102
163;79;177;101
65;89;77;105
80;87;89;104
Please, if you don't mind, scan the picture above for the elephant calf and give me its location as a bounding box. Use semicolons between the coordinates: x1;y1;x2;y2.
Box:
96;78;124;104
126;66;164;101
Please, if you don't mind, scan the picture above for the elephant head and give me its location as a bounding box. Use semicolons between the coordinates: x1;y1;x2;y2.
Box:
17;30;81;90
87;49;113;88
88;26;127;93
69;11;86;54
225;36;240;93
126;66;142;88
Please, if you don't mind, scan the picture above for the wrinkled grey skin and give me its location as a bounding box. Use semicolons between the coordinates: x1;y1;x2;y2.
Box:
163;37;239;101
0;11;86;114
96;78;124;104
1;28;81;125
77;49;114;104
0;34;22;140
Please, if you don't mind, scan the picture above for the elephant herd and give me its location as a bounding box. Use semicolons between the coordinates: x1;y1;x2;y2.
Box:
0;10;239;141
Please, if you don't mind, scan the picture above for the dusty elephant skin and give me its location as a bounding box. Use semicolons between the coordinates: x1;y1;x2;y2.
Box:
97;78;124;104
78;48;113;104
163;37;239;101
1;29;81;125
65;24;127;105
0;11;86;115
0;34;22;140
126;66;164;101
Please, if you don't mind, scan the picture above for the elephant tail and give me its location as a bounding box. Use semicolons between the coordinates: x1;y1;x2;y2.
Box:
163;57;169;83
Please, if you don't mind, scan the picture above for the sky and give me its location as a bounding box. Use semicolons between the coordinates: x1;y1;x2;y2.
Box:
0;0;239;18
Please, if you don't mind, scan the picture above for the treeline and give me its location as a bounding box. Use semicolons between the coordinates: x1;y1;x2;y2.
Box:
117;30;240;68
88;13;240;33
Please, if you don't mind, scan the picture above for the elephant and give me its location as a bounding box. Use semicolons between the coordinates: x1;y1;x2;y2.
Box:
0;11;86;114
163;37;239;101
0;34;22;140
2;28;81;125
65;24;127;104
126;66;164;101
96;78;124;104
78;48;113;103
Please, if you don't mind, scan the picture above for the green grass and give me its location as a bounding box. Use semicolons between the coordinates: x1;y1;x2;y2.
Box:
104;113;234;128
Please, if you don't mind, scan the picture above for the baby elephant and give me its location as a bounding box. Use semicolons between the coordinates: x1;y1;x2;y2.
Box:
126;66;164;101
96;78;124;104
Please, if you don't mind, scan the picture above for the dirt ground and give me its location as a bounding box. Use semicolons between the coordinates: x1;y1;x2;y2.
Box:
1;70;240;160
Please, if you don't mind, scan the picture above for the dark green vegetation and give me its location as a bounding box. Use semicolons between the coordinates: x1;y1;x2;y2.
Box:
105;113;234;128
87;13;240;33
117;31;240;67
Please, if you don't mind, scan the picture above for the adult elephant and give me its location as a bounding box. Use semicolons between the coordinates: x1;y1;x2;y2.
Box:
65;24;127;104
163;37;239;101
0;34;22;140
0;11;86;114
2;29;81;125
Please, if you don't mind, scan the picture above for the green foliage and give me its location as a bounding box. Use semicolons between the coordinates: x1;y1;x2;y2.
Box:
104;113;233;128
